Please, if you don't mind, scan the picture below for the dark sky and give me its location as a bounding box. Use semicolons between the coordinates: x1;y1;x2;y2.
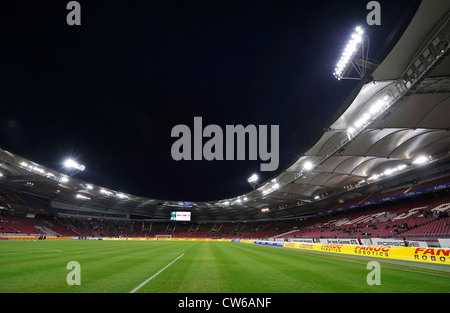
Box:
0;0;416;201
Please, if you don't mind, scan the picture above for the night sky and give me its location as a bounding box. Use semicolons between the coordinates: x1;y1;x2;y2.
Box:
0;0;416;201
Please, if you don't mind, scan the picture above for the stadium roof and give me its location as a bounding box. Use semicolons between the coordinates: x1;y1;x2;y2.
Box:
1;0;449;222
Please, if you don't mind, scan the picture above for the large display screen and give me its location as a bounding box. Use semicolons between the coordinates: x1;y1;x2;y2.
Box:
170;211;191;221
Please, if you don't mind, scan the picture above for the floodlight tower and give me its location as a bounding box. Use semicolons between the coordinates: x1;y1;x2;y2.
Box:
333;26;378;80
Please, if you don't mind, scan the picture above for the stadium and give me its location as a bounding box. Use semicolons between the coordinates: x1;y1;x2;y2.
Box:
0;0;449;302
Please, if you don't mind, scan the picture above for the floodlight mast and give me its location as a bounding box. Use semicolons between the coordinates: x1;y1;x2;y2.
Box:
333;26;378;81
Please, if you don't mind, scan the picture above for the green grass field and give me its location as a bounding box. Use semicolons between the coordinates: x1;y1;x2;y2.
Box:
0;240;449;293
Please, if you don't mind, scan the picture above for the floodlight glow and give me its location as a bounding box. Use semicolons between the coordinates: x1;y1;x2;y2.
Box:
32;166;45;174
60;176;69;183
384;168;395;176
369;100;385;114
412;155;429;165
100;189;113;196
64;158;85;171
354;119;363;128
247;174;258;183
354;113;371;129
76;194;91;200
347;127;356;135
362;113;371;122
368;163;408;182
303;161;313;171
116;193;129;199
334;26;365;80
397;164;407;171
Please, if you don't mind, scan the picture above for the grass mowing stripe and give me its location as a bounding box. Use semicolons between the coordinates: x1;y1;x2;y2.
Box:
280;244;450;278
236;242;450;292
221;242;307;292
212;241;266;293
229;242;358;292
129;253;185;293
135;241;218;293
71;241;189;292
1;240;449;293
0;240;189;293
170;240;223;293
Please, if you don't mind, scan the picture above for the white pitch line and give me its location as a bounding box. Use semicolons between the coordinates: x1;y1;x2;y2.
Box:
129;253;184;293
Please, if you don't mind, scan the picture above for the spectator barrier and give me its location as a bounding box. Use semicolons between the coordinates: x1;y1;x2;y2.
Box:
234;239;449;265
0;235;71;240
282;242;450;265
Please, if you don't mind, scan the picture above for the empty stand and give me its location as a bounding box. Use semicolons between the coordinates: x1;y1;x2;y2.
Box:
0;178;449;245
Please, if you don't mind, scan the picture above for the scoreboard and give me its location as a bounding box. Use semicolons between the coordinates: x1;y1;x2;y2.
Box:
170;211;191;221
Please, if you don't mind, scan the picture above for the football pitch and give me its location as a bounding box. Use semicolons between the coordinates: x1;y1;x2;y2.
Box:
0;240;449;293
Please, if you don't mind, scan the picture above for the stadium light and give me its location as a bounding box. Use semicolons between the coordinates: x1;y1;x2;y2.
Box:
334;26;364;79
303;161;314;171
100;188;113;196
64;159;85;171
75;194;91;200
368;163;409;183
261;181;281;196
412;155;429;165
333;26;377;80
247;174;258;183
116;193;129;200
397;164;407;171
369;99;385;115
247;173;259;189
347;95;392;141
